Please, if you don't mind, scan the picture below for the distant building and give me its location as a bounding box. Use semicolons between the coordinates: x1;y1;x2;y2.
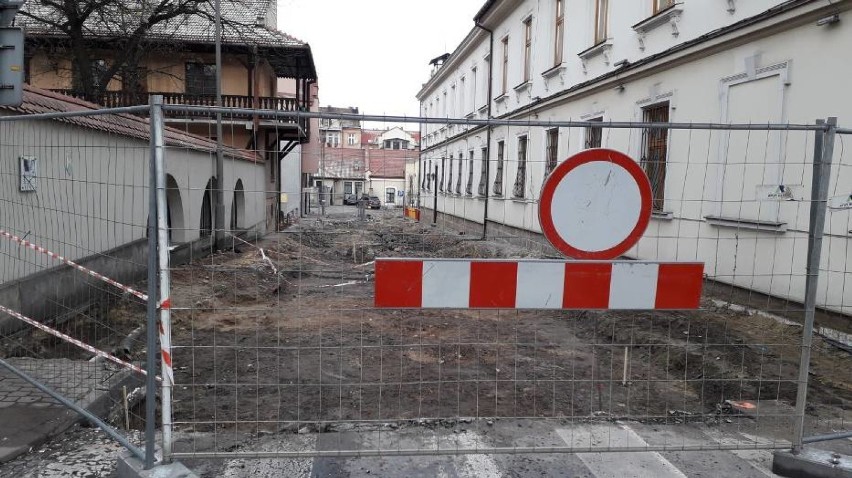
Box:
309;107;419;210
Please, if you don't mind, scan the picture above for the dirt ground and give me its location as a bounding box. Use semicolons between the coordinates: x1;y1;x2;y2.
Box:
151;208;852;447
3;207;848;452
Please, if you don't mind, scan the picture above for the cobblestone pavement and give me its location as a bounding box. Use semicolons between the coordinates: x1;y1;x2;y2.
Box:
0;424;138;477
0;357;134;463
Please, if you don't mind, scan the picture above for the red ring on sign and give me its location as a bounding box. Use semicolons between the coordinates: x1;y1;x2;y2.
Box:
539;148;652;260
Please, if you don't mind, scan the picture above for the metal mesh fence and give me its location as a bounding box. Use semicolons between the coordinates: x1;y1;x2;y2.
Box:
158;107;850;463
0;107;154;458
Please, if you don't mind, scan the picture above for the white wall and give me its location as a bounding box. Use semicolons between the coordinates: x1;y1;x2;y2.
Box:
417;1;852;314
0;116;266;284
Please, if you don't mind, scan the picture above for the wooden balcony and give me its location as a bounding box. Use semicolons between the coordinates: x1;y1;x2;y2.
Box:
49;89;309;139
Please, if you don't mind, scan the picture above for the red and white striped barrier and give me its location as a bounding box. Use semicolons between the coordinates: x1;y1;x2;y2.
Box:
0;304;159;380
375;259;704;310
0;229;148;302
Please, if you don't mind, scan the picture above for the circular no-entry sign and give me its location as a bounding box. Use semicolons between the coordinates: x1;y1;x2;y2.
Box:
539;148;652;260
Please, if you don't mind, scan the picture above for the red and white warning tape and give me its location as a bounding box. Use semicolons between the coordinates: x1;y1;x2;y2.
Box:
0;229;148;302
0;303;159;381
158;298;174;386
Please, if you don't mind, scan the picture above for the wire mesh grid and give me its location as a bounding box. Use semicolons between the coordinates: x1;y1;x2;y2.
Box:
0;108;153;452
158;108;850;461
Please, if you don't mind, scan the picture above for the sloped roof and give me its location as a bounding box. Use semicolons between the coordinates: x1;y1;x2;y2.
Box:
367;149;412;179
17;0;316;79
1;85;260;162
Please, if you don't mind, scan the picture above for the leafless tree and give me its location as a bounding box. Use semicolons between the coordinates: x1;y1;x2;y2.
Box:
18;0;243;100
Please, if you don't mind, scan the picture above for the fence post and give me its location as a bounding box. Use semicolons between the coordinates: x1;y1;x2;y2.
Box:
792;117;836;454
144;97;161;469
150;95;175;462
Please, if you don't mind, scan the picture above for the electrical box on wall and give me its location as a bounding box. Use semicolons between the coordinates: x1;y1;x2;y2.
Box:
19;155;36;191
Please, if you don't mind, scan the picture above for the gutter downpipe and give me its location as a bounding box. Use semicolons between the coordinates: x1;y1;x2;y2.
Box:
475;21;494;240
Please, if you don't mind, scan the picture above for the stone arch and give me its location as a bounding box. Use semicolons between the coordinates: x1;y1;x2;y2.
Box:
230;179;246;230
165;174;185;242
200;177;217;237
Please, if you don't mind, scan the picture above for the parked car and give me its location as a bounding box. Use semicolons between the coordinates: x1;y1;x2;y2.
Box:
368;196;381;209
343;193;358;205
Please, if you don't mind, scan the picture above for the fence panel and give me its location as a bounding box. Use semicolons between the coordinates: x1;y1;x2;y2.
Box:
0;106;155;461
158;107;850;465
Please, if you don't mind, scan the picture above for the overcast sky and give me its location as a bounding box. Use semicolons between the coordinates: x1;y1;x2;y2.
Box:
278;0;482;118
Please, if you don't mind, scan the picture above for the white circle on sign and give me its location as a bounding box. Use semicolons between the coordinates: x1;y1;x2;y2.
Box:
539;149;652;259
549;161;642;252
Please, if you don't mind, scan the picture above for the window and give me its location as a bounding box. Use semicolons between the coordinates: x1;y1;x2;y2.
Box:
546;128;559;176
501;36;509;95
493;140;505;196
451;85;456;117
523;18;533;82
641;103;670;211
478;147;488;196
321;118;331;127
440;157;446;192
466;150;475;196
325;132;340;147
421;161;427;190
89;59;109;89
386;188;396;204
447;154;454;193
585;117;603;148
426;160;433;190
382;139;408;150
185;62;216;95
348;133;356;146
513;136;528;198
471;67;478;109
594;0;609;45
654;0;675;14
554;0;565;65
460;77;466;114
456;153;463;194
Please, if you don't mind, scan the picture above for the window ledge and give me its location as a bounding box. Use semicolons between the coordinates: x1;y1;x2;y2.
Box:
651;211;674;220
577;40;613;72
704;215;787;233
511;197;532;204
494;94;508;104
542;64;566;80
465;112;475;119
578;39;613;61
512;80;532;93
478;104;489;113
632;4;683;49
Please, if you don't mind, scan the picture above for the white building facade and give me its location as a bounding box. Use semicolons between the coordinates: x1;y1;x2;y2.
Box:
417;0;852;314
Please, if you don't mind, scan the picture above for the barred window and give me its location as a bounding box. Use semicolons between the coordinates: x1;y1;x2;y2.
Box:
585;117;603;149
641;102;669;211
455;153;463;194
545;128;559;176
478;147;488;196
493;141;505;196
513;136;528;198
439;157;446;192
447;155;454;193
466;150;475;196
